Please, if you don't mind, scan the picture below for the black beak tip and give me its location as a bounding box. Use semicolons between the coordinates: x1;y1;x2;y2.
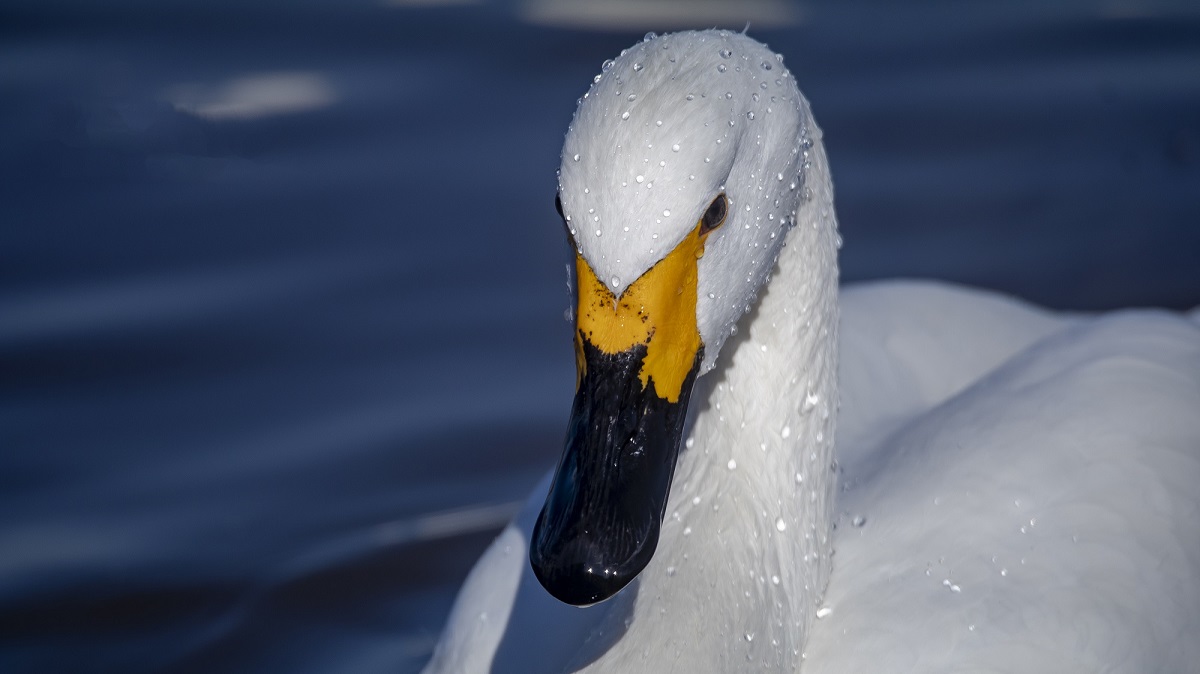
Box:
529;513;654;607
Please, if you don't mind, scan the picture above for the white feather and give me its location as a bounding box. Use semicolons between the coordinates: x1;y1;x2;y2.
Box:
424;29;1200;673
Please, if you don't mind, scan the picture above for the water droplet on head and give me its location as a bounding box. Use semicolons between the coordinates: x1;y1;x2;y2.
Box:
719;48;732;59
601;59;614;72
644;31;657;41
725;91;733;99
627;93;637;101
852;515;866;527
775;517;787;532
621;111;630;120
686;93;694;101
610;275;620;288
716;63;727;73
595;229;602;236
635;174;644;183
744;632;754;643
663;209;671;217
746;111;755;120
761;61;772;70
633;62;644;72
573;153;580;161
727;458;737;470
781;426;791;439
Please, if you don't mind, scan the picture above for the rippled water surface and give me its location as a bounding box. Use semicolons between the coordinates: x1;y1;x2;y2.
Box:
2;2;1198;671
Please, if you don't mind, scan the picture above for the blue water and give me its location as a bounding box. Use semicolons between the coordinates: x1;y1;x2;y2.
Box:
2;2;1198;671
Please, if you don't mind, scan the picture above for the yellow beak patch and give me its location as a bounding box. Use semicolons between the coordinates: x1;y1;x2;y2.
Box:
574;223;710;403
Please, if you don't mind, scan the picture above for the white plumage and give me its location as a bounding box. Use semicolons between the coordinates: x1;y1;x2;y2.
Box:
423;29;1200;673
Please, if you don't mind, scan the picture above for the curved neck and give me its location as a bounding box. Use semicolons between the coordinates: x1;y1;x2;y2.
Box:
577;126;840;671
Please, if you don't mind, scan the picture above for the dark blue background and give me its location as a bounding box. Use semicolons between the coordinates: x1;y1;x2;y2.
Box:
2;1;1197;671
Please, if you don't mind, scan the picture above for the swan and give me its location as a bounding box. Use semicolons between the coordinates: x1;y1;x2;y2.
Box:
422;29;1200;673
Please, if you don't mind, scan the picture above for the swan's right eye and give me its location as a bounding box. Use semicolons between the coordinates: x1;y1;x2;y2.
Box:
699;193;728;235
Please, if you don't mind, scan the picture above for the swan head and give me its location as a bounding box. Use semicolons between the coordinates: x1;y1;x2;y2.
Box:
531;30;816;606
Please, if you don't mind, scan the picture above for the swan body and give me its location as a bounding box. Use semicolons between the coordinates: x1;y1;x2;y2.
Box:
423;29;1200;673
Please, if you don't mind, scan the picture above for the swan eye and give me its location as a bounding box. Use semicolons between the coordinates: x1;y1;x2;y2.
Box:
699;193;728;235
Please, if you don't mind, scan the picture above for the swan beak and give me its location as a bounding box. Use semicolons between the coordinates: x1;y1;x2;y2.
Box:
531;224;709;606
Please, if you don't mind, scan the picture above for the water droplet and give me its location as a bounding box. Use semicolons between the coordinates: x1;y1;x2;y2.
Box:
794;472;803;484
633;62;644;72
744;632;754;643
683;526;692;536
725;91;733;99
759;81;768;90
621;111;630;120
655;120;663;127
610;276;620;288
635;174;644;183
852;515;866;527
781;426;791;439
594;229;602;236
719;48;732;59
601;59;614;72
816;606;832;619
685;94;694;102
643;31;657;41
727;458;737;470
716;63;727;73
746;111;755;120
775;517;787;532
627;93;637;101
663;209;671;217
666;566;676;576
761;61;772;70
572;153;580;162
771;575;780;585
